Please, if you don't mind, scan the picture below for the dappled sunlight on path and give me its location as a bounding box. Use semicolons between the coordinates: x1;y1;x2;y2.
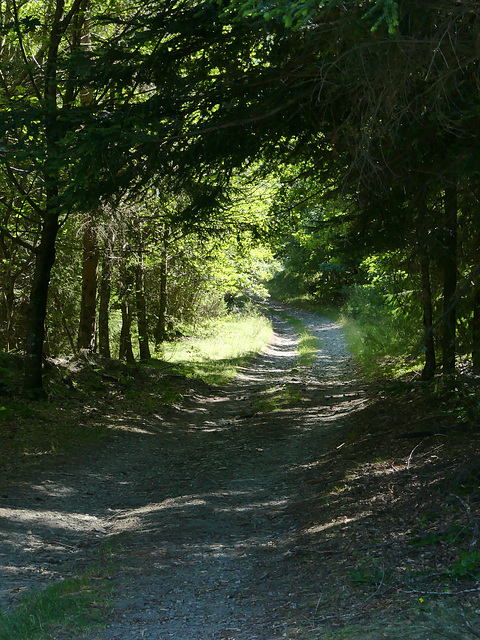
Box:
0;303;368;639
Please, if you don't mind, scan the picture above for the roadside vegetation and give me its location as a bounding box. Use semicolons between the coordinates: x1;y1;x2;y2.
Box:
0;307;274;638
160;307;272;384
0;557;113;640
0;307;272;480
1;301;480;639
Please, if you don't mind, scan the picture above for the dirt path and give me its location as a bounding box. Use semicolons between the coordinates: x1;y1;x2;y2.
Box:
0;305;366;638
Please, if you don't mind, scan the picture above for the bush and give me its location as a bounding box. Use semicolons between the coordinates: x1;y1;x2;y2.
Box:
341;280;423;377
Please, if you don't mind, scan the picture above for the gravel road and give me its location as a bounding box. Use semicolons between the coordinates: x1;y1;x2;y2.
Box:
0;305;365;639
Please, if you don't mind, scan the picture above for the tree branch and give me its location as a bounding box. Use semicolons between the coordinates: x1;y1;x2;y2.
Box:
1;164;44;217
11;0;42;101
0;222;37;253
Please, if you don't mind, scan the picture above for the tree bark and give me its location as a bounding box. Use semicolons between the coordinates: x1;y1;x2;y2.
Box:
23;206;60;393
442;184;457;377
98;237;113;358
155;228;169;344
77;221;99;351
22;0;85;392
419;247;436;380
2;273;15;352
119;300;135;363
473;280;480;374
135;260;151;360
118;260;135;363
52;290;76;352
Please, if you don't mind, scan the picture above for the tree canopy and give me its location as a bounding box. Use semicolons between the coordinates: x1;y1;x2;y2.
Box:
1;0;480;390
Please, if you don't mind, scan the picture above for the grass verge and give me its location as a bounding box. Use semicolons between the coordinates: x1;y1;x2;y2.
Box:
340;313;421;379
270;288;422;380
160;311;273;385
0;547;115;640
0;311;272;478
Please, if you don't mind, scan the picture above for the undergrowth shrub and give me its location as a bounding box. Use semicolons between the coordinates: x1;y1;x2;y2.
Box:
341;279;423;378
158;306;273;384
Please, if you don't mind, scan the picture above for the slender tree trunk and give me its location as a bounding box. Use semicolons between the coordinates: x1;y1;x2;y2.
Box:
155;228;169;344
98;238;112;358
23;0;82;392
3;278;14;352
77;221;99;351
135;260;151;360
419;248;436;380
119;300;135;363
442;184;457;377
52;290;76;352
23;0;63;393
473;280;480;374
118;261;135;363
23;205;60;393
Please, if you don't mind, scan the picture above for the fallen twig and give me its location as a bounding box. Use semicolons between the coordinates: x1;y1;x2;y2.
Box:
399;586;480;596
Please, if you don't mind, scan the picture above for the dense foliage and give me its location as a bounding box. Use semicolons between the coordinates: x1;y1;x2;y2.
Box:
1;0;480;390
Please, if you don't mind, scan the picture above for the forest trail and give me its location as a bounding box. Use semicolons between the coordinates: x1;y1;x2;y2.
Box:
0;305;367;638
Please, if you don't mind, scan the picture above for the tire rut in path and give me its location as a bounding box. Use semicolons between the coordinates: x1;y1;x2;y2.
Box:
91;308;364;640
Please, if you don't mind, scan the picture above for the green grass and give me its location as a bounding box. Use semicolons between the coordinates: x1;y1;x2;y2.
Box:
340;313;421;379
160;311;273;385
0;310;273;479
255;384;303;412
0;563;113;640
274;310;319;367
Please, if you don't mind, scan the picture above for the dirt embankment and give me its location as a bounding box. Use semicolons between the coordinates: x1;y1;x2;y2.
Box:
1;304;479;639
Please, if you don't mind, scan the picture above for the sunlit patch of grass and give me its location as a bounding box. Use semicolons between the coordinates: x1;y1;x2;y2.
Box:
298;331;320;367
160;311;273;385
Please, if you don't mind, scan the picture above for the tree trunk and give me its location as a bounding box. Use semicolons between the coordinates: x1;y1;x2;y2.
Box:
23;206;60;393
442;184;457;377
3;276;15;352
98;238;112;358
23;0;88;392
419;248;436;380
135;261;151;360
77;221;99;351
23;0;66;393
52;290;76;352
119;300;135;363
118;261;135;364
155;228;169;344
473;280;480;374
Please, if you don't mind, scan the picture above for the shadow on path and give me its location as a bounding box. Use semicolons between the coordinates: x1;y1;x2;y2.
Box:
0;306;367;639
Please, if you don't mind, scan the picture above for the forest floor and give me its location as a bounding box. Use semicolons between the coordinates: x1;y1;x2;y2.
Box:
1;303;480;639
